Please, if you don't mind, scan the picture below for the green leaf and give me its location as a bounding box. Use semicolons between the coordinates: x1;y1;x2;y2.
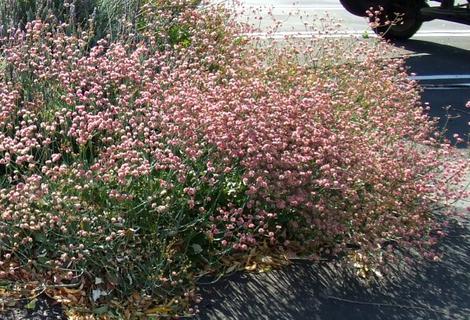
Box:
93;305;109;315
25;298;37;310
192;244;203;255
33;232;46;243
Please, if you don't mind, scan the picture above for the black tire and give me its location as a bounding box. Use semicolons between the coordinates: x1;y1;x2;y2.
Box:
371;1;428;40
339;0;370;17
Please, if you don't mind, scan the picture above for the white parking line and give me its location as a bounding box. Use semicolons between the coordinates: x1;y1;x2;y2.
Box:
410;75;470;81
242;31;368;39
415;30;470;37
242;30;470;39
422;85;470;90
259;5;345;10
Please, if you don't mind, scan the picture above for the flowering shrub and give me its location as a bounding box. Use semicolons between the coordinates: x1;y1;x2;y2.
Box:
0;2;468;318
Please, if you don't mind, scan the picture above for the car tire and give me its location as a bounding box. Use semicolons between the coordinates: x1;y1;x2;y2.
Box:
371;1;428;40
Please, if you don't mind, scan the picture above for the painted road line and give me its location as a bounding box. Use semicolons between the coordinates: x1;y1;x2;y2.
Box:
421;85;470;90
420;83;470;87
250;5;346;10
242;30;470;39
242;31;369;39
415;30;470;37
410;75;470;81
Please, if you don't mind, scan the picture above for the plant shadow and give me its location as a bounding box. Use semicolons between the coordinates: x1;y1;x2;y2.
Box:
1;293;66;320
196;215;470;320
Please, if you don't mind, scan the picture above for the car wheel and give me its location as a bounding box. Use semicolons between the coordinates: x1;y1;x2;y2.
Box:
371;2;428;40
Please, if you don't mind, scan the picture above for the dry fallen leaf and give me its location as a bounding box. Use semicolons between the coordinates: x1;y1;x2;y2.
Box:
131;292;140;301
62;287;82;295
260;255;274;264
244;262;257;271
258;266;272;273
224;262;241;274
145;305;172;315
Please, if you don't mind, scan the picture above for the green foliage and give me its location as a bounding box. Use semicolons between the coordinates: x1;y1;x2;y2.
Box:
0;0;95;32
0;0;201;44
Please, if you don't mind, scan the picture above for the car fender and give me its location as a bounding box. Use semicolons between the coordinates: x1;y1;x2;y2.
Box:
339;0;392;17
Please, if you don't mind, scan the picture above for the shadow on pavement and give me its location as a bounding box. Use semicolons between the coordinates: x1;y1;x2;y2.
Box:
1;294;66;320
197;217;470;320
396;39;470;75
